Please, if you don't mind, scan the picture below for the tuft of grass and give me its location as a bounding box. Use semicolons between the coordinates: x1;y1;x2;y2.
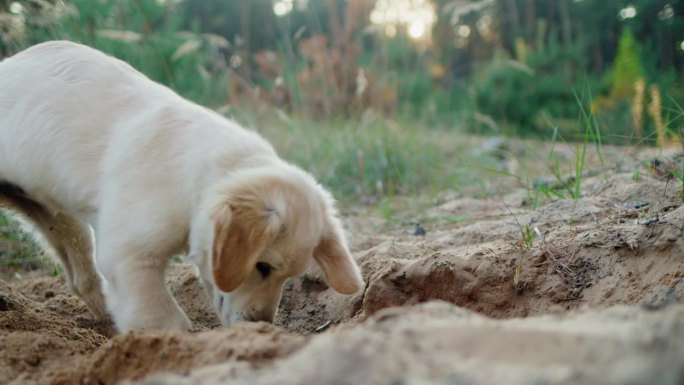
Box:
525;86;604;207
0;211;49;278
573;141;587;202
504;202;533;291
572;87;604;203
531;126;571;209
521;224;534;249
476;84;607;211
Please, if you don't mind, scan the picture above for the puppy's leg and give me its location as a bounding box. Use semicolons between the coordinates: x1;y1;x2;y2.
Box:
47;213;109;319
96;198;191;332
0;188;107;318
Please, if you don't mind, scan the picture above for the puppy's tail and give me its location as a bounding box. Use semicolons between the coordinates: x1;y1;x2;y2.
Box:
0;181;52;223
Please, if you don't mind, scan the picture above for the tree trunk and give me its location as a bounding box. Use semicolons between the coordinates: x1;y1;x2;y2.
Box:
240;1;251;77
506;0;521;39
558;0;572;46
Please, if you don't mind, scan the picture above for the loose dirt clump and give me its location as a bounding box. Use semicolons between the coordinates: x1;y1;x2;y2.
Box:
0;281;108;384
140;301;684;385
63;323;304;385
1;147;684;384
1;271;305;385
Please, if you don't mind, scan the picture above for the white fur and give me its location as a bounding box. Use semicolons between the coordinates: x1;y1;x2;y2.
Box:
0;41;363;332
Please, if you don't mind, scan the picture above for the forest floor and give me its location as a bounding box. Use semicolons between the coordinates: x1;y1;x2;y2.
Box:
1;139;683;385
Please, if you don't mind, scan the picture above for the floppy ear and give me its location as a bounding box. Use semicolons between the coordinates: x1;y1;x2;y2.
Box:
211;200;281;292
313;217;364;294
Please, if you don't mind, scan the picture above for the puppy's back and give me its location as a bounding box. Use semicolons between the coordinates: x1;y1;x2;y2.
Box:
0;40;173;133
0;41;183;214
0;41;275;218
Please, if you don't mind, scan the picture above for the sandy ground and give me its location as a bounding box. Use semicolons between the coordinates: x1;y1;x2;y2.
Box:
1;143;684;384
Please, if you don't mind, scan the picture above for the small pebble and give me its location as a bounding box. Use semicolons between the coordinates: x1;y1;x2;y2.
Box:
24;355;40;367
413;223;426;236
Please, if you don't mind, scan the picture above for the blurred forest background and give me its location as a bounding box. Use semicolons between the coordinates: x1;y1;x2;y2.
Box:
0;0;683;200
0;0;683;271
1;0;682;140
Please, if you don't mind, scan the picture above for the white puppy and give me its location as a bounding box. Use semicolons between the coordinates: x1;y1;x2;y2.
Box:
0;41;363;331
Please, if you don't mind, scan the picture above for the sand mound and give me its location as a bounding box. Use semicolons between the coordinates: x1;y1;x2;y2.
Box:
0;281;108;384
139;301;684;385
1;270;304;385
2;165;684;384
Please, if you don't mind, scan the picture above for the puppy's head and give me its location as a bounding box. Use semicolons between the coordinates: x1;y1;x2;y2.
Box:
191;164;363;326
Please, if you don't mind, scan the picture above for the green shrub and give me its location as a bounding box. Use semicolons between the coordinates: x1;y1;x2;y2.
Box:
610;28;644;99
1;0;228;107
472;55;537;133
0;211;46;275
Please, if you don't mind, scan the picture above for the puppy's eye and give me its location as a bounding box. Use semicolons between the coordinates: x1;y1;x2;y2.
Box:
255;262;273;279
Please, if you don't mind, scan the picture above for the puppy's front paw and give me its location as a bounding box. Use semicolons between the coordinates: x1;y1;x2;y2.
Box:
100;262;193;332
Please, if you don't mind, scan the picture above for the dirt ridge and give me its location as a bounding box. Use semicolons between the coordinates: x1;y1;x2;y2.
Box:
1;168;684;384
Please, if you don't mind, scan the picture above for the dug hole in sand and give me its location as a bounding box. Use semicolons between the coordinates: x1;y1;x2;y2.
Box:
1;145;684;385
